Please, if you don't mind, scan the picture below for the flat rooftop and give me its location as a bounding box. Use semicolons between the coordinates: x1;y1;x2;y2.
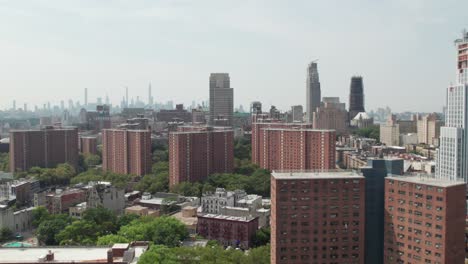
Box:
387;175;466;188
0;247;111;262
271;170;363;180
170;130;233;135
0;245;148;263
262;128;335;132
198;213;256;222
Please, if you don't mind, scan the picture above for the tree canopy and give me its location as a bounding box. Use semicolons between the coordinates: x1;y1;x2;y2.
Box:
118;216;189;247
70;168;132;189
137;244;270;264
28;163;76;186
352;125;380;141
0;153;9;171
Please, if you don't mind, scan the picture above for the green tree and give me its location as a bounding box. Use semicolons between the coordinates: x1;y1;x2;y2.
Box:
252;227;270;247
77;153;87;172
152;161;169;175
118;216;188;247
138;245;179;264
70;169;132;189
29;163;76;186
170;182;203;197
0;153;9;171
82;207;117;233
37;215;71;245
353;125;380;141
136;172;169;194
96;234;130;246
32;206;50;228
152;150;168;163
56;220;100;245
234;137;251;161
137;244;271;264
0;227;13;242
244;245;270;264
84;154;101;167
117;213;140;228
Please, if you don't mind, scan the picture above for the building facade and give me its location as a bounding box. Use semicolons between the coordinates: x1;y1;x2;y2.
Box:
79;136;98;155
417;113;442;146
271;171;365;264
380;115;400;146
46;189;86;214
169;127;234;186
197;214;258;249
102;129;151;176
437;31;468;182
156;104;192;122
313;97;348;134
257;127;336;171
384;176;466;263
291;105;303;122
360;158;403;264
9;127;79;172
209;73;233;126
306;62;321;123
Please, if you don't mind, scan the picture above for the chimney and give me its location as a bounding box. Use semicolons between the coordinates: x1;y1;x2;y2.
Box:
46;250;54;261
107;249;114;264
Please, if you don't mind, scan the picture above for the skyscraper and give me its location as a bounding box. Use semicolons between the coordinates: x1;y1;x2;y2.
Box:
436;30;468;181
84;88;88;107
148;83;153;107
305;61;321;123
209;73;233;126
349;76;365;120
290;105;303;122
126;86;129;107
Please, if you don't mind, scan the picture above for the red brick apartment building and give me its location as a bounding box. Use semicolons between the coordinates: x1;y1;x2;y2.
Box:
79;136;98;155
9;127;79;172
169;127;233;186
197;213;259;249
255;125;335;171
251;122;312;165
384;176;466;264
102;129;151;176
271;171;365;264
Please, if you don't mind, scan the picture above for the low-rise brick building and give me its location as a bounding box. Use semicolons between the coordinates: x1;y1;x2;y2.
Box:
197;213;258;249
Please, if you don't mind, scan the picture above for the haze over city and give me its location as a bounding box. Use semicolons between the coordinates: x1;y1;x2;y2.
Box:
1;0;468;112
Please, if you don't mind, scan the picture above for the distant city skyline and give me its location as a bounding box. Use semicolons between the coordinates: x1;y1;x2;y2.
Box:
1;1;467;112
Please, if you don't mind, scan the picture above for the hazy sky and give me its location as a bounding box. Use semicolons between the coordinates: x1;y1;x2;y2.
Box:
1;0;467;112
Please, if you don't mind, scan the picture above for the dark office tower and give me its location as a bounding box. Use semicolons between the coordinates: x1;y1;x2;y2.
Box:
10;127;79;172
349;76;365;120
306;61;321;123
209;73;233;126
